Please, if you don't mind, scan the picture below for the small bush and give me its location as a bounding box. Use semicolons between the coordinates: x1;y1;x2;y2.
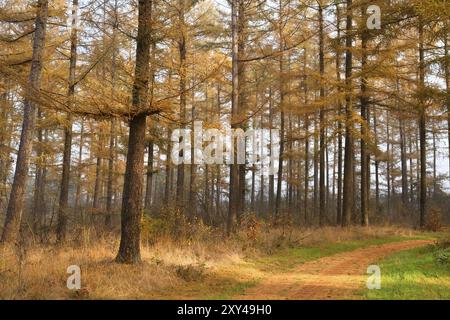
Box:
433;249;449;265
424;207;442;232
239;212;260;245
431;238;450;265
174;263;205;282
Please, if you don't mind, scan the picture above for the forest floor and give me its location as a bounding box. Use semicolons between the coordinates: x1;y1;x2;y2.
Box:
0;227;448;299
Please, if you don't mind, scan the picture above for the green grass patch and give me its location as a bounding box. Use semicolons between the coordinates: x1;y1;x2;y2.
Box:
364;242;450;300
205;279;259;300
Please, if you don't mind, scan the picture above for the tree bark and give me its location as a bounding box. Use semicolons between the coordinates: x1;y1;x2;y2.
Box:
227;0;239;235
75;120;84;212
318;3;326;226
176;0;187;207
2;0;48;243
303;51;309;225
418;18;427;227
116;0;153;264
341;0;354;227
57;0;78;242
360;8;369;227
335;3;343;225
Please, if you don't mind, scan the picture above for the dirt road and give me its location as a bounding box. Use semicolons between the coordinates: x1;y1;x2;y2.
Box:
236;239;433;300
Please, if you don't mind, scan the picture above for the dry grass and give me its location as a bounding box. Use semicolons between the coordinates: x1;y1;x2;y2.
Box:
0;225;426;299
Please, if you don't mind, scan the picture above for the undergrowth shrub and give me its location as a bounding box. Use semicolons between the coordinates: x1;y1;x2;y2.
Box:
239;212;260;247
425;207;442;232
141;206;214;244
174;263;206;281
432;238;450;265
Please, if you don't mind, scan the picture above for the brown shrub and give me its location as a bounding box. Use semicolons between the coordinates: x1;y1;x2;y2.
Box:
425;207;442;232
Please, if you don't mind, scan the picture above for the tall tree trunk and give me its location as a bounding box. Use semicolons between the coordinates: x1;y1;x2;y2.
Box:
432;128;437;193
176;0;186;207
303;51;309;225
399;116;408;205
105;118;115;227
275;0;285;217
145;38;156;212
75;120;84;212
32;112;46;234
164;127;172;206
335;2;343;225
227;0;239;235
386;111;391;217
106;1;119;227
2;0;48;243
57;0;78;242
341;0;354;227
275;88;285;216
313;114;318;221
189;82;197;218
418;18;427;228
268;88;275;216
116;0;153;264
373;112;380;214
318;3;326;226
259;110;265;216
145;140;153;210
237;0;247;217
93;150;102;210
360;8;369;227
444;28;449;187
215;84;221;218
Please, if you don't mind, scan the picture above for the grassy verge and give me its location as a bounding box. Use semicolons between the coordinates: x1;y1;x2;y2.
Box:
364;240;450;300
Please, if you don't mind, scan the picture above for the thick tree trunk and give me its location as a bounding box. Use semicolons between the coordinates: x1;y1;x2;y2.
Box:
341;0;354;227
116;0;153;264
2;0;48;243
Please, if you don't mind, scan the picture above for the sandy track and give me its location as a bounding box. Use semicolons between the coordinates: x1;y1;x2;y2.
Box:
236;239;433;300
